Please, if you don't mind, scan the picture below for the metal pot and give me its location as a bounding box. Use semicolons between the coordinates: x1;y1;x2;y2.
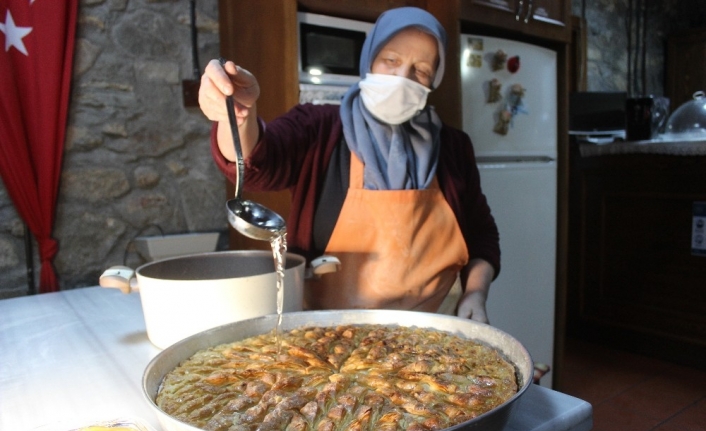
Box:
142;310;533;431
99;250;305;349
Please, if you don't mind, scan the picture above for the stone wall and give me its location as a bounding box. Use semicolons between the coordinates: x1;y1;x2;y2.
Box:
0;0;222;298
572;0;706;95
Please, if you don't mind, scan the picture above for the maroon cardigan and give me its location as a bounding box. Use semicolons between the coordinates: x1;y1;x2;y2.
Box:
211;103;501;278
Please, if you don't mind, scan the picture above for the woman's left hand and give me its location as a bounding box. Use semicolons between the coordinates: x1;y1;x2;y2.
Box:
457;259;495;323
457;290;489;323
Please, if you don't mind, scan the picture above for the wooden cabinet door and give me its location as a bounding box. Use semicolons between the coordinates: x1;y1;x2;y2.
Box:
461;0;571;42
530;0;569;27
568;151;706;370
298;0;426;22
462;0;523;30
466;0;517;15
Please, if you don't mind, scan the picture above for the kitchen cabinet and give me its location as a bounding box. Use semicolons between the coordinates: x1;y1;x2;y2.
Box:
567;141;706;370
297;0;426;22
460;0;571;42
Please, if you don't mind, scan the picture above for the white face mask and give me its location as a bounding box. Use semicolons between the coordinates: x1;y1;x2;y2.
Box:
358;73;431;125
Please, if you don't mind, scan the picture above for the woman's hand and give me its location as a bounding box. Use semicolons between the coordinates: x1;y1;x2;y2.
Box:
198;59;261;161
457;289;489;323
457;259;495;324
199;59;259;123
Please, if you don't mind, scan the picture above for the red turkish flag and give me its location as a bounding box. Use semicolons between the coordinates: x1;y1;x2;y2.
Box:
0;0;78;293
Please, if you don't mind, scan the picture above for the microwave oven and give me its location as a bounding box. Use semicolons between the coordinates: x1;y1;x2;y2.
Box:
298;12;373;87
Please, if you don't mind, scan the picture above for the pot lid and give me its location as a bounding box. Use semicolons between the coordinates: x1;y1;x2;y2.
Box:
663;91;706;140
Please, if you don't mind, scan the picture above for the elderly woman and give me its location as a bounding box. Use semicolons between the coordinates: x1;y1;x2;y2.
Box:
198;7;500;322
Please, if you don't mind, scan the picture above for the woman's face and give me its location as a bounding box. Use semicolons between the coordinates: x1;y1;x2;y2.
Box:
371;28;439;89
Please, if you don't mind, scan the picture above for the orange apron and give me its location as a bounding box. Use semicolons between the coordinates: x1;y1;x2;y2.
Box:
305;153;469;312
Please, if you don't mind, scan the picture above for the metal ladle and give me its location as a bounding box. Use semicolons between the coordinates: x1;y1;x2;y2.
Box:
220;59;286;241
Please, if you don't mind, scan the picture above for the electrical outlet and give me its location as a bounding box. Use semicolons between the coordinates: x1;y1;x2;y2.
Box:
182;79;200;107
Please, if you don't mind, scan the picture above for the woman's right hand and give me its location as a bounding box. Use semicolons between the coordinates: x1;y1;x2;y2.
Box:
199;59;260;124
199;59;261;161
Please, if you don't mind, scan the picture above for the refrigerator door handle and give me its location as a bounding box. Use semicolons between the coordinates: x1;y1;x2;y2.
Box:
476;156;556;171
476;155;555;164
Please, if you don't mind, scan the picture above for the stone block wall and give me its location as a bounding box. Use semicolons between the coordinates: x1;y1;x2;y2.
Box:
0;0;222;297
572;0;706;96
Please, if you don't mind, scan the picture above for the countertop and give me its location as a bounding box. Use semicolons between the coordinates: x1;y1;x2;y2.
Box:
579;137;706;157
0;287;593;431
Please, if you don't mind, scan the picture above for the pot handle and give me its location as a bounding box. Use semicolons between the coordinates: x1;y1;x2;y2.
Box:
306;255;341;279
99;265;139;294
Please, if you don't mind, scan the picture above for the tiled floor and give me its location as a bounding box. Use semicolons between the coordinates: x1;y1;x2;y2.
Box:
557;337;706;431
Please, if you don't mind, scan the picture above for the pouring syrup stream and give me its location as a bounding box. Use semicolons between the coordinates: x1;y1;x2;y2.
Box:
270;231;287;354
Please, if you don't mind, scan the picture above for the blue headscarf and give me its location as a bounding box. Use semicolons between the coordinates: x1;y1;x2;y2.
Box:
339;7;447;190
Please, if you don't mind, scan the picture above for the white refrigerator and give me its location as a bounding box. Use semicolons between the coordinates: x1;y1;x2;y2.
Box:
460;34;557;388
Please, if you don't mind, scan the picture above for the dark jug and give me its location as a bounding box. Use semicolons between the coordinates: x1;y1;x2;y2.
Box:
625;96;669;141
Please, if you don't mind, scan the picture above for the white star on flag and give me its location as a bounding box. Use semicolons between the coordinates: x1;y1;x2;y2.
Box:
0;9;33;55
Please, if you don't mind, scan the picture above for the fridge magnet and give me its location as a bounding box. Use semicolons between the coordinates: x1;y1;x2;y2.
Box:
487;78;502;103
507;55;521;73
466;37;484;51
494;109;513;135
492;49;507;71
467;53;482;68
507;83;529;119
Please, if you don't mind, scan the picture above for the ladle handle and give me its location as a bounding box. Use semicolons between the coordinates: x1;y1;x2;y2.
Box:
219;57;244;201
